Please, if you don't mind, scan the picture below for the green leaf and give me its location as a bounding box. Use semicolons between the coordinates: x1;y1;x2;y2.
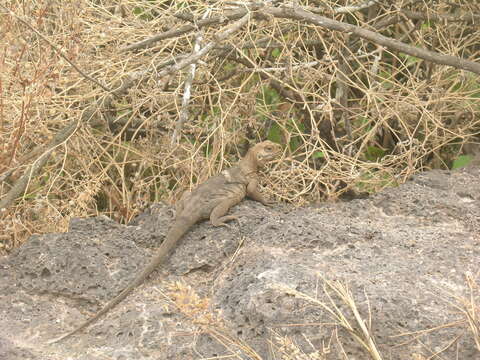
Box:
272;48;281;58
312;151;324;159
289;137;302;151
264;87;279;105
452;155;473;169
267;123;282;144
257;85;280;107
365;146;386;161
282;117;305;134
223;62;236;72
355;116;372;133
405;55;420;66
421;21;431;29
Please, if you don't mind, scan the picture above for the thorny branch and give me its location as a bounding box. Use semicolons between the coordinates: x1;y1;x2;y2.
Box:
120;8;248;53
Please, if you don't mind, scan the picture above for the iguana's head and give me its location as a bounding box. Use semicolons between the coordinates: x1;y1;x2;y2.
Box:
250;140;282;167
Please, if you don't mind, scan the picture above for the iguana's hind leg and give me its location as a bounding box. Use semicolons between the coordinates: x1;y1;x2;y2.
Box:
210;198;241;227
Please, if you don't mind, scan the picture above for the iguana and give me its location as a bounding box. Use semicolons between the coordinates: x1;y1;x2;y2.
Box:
49;140;281;343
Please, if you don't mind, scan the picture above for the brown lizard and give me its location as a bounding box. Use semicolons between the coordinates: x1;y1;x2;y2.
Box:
48;140;281;343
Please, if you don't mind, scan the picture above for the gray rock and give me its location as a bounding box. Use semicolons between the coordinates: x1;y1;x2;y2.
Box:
0;167;479;359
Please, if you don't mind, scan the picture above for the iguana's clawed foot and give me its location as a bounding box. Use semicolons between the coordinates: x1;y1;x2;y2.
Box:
215;222;235;230
211;213;248;229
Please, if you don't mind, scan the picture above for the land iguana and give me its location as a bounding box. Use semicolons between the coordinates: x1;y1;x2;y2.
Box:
49;140;281;343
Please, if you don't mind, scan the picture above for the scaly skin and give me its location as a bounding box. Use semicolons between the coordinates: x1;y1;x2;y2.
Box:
48;140;281;343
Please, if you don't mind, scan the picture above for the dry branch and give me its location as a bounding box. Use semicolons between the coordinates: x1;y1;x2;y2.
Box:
260;5;480;75
121;8;248;53
0;120;79;211
172;10;211;144
0;12;251;210
400;9;480;24
164;5;480;75
0;4;112;93
118;13;251;92
3;0;480;248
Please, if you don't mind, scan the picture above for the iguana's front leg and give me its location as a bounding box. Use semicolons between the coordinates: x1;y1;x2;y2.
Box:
246;178;273;206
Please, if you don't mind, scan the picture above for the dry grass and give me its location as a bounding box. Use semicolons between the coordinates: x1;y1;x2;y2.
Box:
162;274;479;358
162;279;379;359
162;281;263;359
436;272;480;353
390;272;480;358
272;279;383;359
1;1;479;249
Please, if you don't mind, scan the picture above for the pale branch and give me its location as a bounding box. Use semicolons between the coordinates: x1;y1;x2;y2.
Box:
400;9;480;24
374;8;480;29
334;42;351;140
227;61;322;74
114;13;251;95
154;14;251;82
333;0;380;14
260;5;480;75
120;8;248;53
157;5;480;75
0;78;135;209
0;77;143;210
172;10;211;145
214;38;323;51
225;0;379;14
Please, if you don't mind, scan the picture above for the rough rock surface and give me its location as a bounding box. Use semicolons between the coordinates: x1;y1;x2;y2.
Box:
0;166;479;360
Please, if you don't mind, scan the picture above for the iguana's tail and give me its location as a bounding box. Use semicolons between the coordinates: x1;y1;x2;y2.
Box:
48;215;197;344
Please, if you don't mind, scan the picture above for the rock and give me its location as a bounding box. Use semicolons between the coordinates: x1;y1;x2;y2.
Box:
0;167;479;359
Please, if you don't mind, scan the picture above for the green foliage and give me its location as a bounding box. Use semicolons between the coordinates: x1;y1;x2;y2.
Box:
379;70;394;90
365;146;386;162
223;62;236;72
312;151;324;159
266;118;305;151
355;116;372;133
356;170;398;193
199;106;221;125
133;0;172;19
267;122;283;144
257;84;304;151
271;48;281;58
257;85;280;108
449;73;480;101
421;21;432;29
399;53;421;66
288;135;303;152
133;7;153;20
451;155;473;169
